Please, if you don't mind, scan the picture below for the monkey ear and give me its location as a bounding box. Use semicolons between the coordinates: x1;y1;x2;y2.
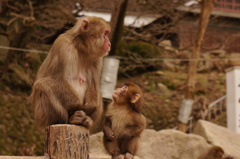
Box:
130;94;141;104
81;20;89;31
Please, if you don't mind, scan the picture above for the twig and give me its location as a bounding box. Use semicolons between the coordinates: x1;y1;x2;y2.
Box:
27;0;34;18
7;17;18;26
6;3;20;12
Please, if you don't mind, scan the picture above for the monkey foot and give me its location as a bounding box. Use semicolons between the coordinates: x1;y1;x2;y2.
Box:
69;110;93;128
124;153;133;159
82;116;93;128
69;110;86;124
113;154;124;159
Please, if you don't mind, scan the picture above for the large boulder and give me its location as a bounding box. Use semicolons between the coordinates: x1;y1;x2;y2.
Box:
89;129;211;159
193;120;240;159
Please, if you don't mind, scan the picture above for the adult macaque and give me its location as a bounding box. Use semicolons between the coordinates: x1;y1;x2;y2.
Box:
103;83;146;159
30;16;111;129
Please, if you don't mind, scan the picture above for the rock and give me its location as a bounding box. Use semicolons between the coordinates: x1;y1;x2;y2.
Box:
154;71;164;76
89;132;109;159
159;40;172;47
89;129;211;159
193;120;240;159
137;129;210;159
157;83;171;97
163;60;176;71
159;40;179;54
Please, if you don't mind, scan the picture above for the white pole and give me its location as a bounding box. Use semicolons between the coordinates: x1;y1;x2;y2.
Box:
226;66;240;133
101;56;120;100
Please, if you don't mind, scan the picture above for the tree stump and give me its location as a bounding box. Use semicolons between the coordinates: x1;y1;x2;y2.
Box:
45;124;89;159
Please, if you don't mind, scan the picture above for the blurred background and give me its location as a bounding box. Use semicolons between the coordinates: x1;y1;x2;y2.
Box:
0;0;239;156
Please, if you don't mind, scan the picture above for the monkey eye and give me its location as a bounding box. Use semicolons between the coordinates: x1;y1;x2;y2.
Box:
121;85;128;91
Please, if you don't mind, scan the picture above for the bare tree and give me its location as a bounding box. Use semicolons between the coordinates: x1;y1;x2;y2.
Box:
0;0;78;82
0;0;78;60
178;0;214;132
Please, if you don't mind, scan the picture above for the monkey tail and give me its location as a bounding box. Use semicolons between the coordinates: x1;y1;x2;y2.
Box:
31;78;68;128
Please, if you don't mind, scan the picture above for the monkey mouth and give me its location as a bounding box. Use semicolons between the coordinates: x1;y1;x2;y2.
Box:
112;91;119;98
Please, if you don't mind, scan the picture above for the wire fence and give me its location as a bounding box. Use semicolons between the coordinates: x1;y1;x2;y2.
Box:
1;45;240;62
0;45;48;54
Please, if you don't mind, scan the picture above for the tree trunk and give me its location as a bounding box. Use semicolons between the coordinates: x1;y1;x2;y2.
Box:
45;124;89;159
178;0;214;132
185;0;214;99
109;0;128;55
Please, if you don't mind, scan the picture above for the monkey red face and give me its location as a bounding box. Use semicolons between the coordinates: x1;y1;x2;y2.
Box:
112;85;128;101
112;83;144;111
102;29;111;55
74;17;111;58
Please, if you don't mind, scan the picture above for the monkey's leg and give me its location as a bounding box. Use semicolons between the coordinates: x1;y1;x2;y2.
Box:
32;78;68;127
52;80;81;111
104;139;121;158
121;136;139;156
113;154;124;159
82;115;93;128
48;79;91;127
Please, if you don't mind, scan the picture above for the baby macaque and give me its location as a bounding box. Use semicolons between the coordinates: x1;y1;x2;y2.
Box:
103;83;146;159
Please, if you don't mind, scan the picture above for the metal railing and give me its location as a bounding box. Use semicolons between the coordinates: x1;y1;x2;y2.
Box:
207;95;226;120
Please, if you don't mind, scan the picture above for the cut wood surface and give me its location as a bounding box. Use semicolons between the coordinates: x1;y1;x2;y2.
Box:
45;124;89;159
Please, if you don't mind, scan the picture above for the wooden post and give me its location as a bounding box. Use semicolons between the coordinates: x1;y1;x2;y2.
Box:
45;124;89;159
109;0;128;56
0;157;46;159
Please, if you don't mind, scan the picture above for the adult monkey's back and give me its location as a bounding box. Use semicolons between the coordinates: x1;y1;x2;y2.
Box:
30;16;111;129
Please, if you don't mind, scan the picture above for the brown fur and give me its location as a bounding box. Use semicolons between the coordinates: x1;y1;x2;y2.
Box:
192;96;208;120
30;16;111;128
198;146;224;159
103;83;146;159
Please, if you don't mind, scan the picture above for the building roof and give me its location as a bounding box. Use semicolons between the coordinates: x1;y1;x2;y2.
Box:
75;0;162;28
177;0;240;19
78;11;160;27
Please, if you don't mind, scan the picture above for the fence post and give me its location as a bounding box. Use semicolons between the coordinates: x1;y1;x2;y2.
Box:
226;66;240;133
45;124;89;159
